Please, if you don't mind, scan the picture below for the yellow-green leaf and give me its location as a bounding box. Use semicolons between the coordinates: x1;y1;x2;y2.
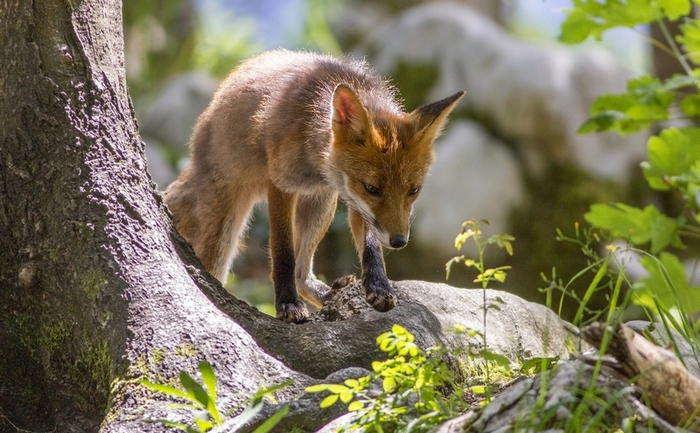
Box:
470;385;486;394
383;377;397;393
348;401;364;411
339;391;353;404
305;384;329;393
320;394;339;408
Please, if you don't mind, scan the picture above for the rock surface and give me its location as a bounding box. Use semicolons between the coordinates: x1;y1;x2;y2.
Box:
233;279;576;433
314;279;573;364
436;360;681;432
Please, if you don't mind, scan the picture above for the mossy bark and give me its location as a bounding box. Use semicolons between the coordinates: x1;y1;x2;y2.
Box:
1;0;133;429
0;1;304;431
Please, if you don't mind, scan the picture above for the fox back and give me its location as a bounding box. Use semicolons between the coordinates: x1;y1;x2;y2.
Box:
163;50;463;322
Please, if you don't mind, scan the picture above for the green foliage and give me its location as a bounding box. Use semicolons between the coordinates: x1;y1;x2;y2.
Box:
446;219;514;286
539;225;629;329
560;0;692;43
576;75;698;135
306;324;467;432
632;251;700;314
584;203;684;253
141;361;289;432
560;0;700;334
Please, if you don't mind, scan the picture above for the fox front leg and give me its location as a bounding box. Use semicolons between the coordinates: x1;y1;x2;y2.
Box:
349;209;396;312
294;192;337;306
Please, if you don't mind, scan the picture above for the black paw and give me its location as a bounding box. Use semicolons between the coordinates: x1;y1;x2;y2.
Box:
276;300;309;323
364;278;396;312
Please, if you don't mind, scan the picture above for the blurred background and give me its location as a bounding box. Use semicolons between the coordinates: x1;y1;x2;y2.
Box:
126;0;675;319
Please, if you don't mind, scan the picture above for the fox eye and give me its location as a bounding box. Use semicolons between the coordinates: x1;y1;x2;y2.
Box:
364;183;381;196
407;187;420;196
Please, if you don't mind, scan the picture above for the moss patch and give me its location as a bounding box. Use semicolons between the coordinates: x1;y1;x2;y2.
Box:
15;313;71;359
151;348;167;365
175;343;198;358
72;336;113;405
81;269;106;300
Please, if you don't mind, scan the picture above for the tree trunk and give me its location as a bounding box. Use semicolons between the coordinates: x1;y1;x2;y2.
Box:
0;0;303;431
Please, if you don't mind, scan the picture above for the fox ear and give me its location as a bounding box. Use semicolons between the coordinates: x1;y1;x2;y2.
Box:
331;84;370;140
411;91;465;141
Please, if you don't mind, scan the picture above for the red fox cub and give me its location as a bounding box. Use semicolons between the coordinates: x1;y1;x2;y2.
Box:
164;49;463;323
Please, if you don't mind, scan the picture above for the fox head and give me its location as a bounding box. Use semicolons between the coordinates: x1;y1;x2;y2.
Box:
328;84;464;249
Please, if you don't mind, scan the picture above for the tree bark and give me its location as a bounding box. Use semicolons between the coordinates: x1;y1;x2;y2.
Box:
0;0;303;431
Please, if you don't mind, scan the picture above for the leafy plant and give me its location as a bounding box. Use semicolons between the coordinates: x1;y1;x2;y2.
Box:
446;219;514;286
559;0;700;334
446;219;514;383
306;324;468;433
141;361;290;433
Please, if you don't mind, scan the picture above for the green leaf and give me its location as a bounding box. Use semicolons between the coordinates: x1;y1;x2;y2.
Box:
198;362;221;423
659;0;692;19
578;74;692;135
379;337;396;353
578;111;631;134
559;9;597;43
324;384;349;394
180;371;210;409
479;349;511;368
584;203;682;252
469;385;486;395
681;94;700;117
141;380;192;401
199;362;216;401
339;391;354;404
344;378;360;388
194;417;214;432
449;323;465;334
643;127;700;190
391;323;406;336
383;376;398;393
559;0;662;43
681;94;700;116
678;21;700;64
320;394;339;408
633;252;700;313
305;384;329;393
415;374;425;389
520;356;560;374
251;405;289;433
376;331;391;345
347;401;364;411
492;270;507;283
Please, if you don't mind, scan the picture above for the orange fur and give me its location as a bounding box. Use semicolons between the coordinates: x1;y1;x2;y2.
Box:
163;50;463;322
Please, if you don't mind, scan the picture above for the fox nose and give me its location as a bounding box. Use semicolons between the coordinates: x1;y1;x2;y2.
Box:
389;236;408;249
